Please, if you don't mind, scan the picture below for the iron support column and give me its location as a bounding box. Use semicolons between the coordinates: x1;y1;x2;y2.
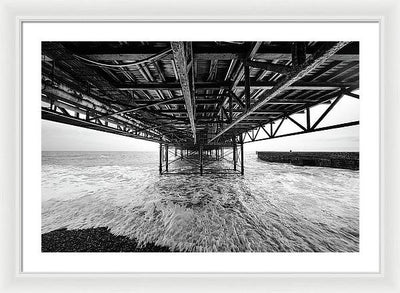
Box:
233;145;237;171
240;139;244;175
159;143;163;175
200;146;203;176
166;144;169;172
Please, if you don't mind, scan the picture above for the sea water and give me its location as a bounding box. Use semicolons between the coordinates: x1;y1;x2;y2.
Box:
41;151;359;252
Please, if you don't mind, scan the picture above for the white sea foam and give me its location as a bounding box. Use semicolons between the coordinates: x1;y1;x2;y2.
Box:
41;151;359;252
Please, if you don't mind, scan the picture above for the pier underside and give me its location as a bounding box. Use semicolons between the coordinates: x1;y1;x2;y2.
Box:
41;41;359;174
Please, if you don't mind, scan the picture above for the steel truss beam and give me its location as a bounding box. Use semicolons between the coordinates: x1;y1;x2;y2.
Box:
241;92;359;144
116;81;357;91
243;121;359;144
82;52;358;62
92;96;183;121
41;82;192;143
43;108;167;144
171;42;197;144
208;42;351;143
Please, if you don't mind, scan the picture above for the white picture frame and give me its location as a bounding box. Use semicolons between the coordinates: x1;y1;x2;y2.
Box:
1;0;399;292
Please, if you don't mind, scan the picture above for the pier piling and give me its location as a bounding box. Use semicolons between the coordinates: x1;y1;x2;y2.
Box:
159;143;162;175
166;145;169;172
200;146;203;175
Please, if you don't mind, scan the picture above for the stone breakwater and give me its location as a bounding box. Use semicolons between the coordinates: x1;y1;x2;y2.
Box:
256;152;359;170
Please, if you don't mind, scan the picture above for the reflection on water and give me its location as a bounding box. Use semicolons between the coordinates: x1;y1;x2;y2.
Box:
42;151;359;252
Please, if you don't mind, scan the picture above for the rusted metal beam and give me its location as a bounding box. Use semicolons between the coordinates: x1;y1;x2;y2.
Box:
171;42;197;144
208;42;351;143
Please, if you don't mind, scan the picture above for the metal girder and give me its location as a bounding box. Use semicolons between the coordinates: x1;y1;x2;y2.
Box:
291;42;307;67
244;121;359;144
42;108;169;144
91;96;183;121
240;89;358;144
287;115;307;131
343;90;359;99
82;52;358;62
246;60;292;74
244;64;251;110
42;84;180;142
208;42;351;143
42;41;359;152
171;42;197;144
116;81;358;91
311;93;343;130
211;42;262;122
228;91;245;109
150;109;283;115
231;42;262;90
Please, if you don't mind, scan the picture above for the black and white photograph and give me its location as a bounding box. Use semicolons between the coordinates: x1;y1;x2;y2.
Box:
40;41;360;253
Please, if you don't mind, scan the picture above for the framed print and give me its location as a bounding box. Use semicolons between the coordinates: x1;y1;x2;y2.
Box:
1;0;399;292
22;21;379;274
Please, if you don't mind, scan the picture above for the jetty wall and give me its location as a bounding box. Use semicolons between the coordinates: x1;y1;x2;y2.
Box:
256;152;359;170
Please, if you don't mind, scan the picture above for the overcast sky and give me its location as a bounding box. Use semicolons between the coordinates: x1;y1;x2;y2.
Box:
42;94;359;152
